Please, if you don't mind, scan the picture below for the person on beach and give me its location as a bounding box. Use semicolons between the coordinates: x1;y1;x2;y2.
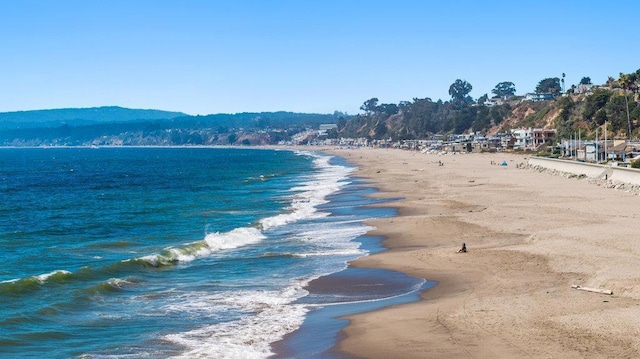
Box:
457;243;467;253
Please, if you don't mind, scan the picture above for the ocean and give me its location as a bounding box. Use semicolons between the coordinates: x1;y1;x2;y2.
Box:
0;147;428;358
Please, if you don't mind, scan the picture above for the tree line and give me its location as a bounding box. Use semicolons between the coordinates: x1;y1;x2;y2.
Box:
338;69;640;141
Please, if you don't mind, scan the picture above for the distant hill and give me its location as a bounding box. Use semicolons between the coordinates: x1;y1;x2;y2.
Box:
167;111;345;129
0;107;349;146
0;106;188;129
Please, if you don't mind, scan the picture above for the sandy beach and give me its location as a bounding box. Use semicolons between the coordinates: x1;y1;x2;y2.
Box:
323;148;640;358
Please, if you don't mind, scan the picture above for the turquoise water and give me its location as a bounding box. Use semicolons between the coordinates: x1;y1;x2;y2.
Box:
0;147;425;358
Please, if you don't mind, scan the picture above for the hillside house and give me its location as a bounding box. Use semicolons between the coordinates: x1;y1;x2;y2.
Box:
317;124;338;136
483;97;504;107
575;84;593;94
524;93;554;102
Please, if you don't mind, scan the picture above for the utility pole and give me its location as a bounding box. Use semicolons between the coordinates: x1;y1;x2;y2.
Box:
604;121;608;162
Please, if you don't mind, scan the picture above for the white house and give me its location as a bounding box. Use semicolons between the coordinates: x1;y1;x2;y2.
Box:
524;93;554;102
511;128;532;150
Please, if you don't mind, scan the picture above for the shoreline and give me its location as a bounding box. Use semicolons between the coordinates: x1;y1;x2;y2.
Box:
322;148;640;358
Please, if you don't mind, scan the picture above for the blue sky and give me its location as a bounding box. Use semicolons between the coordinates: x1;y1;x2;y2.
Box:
1;1;638;115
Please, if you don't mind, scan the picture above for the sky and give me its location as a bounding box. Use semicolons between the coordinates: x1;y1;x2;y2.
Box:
1;0;638;116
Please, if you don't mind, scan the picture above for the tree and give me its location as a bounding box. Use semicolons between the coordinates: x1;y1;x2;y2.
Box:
605;94;628;136
398;101;412;114
580;77;592;85
337;116;347;130
326;128;339;139
561;73;566;93
360;98;379;114
535;77;561;96
619;72;633;140
378;103;399;117
583;88;611;120
449;79;473;102
491;82;516;99
477;93;489;105
594;109;607;126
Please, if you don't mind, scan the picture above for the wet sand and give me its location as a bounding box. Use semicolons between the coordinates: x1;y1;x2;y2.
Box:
325;148;640;358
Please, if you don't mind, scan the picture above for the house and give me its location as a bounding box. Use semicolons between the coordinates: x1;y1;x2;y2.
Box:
575;84;593;94
608;141;640;162
442;142;467;153
510;127;555;150
532;128;556;147
317;123;338;136
561;139;584;158
483;97;504;107
511;128;532;150
524;93;554;102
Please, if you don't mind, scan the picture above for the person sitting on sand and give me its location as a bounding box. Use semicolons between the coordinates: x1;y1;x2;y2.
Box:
457;243;467;253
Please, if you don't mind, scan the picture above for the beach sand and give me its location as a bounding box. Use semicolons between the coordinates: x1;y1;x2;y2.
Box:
324;148;640;358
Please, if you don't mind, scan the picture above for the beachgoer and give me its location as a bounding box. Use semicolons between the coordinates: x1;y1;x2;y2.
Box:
457;243;467;253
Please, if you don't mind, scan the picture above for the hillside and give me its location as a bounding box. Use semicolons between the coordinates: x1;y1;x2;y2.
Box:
0;106;188;129
338;88;639;142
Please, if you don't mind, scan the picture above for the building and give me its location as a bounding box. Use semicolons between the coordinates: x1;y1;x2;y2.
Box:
483;97;504;107
317;124;338;136
511;128;532;150
524;93;554;102
575;84;593;94
532;128;556;147
511;127;556;150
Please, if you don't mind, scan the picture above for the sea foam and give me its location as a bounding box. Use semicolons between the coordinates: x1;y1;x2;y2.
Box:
163;281;310;359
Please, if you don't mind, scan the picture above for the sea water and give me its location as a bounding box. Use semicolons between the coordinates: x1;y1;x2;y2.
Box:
0;147;426;358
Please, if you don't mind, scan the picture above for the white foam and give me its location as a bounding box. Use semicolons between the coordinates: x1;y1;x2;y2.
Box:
259;153;353;231
291;221;375;257
35;269;72;283
133;227;267;266
107;277;135;288
164;281;311;359
1;270;73;286
204;227;265;251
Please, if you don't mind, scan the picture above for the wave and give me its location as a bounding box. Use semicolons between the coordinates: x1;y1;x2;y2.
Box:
128;152;353;268
162;279;312;359
0;270;73;296
80;277;142;297
259;153;353;231
0;152;356;307
127;227;267;268
0;226;267;297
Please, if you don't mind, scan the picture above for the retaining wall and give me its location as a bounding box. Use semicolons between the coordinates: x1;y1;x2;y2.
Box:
610;166;640;185
528;156;640;186
527;157;607;178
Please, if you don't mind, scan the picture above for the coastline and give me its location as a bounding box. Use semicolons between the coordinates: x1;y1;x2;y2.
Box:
321;148;640;358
